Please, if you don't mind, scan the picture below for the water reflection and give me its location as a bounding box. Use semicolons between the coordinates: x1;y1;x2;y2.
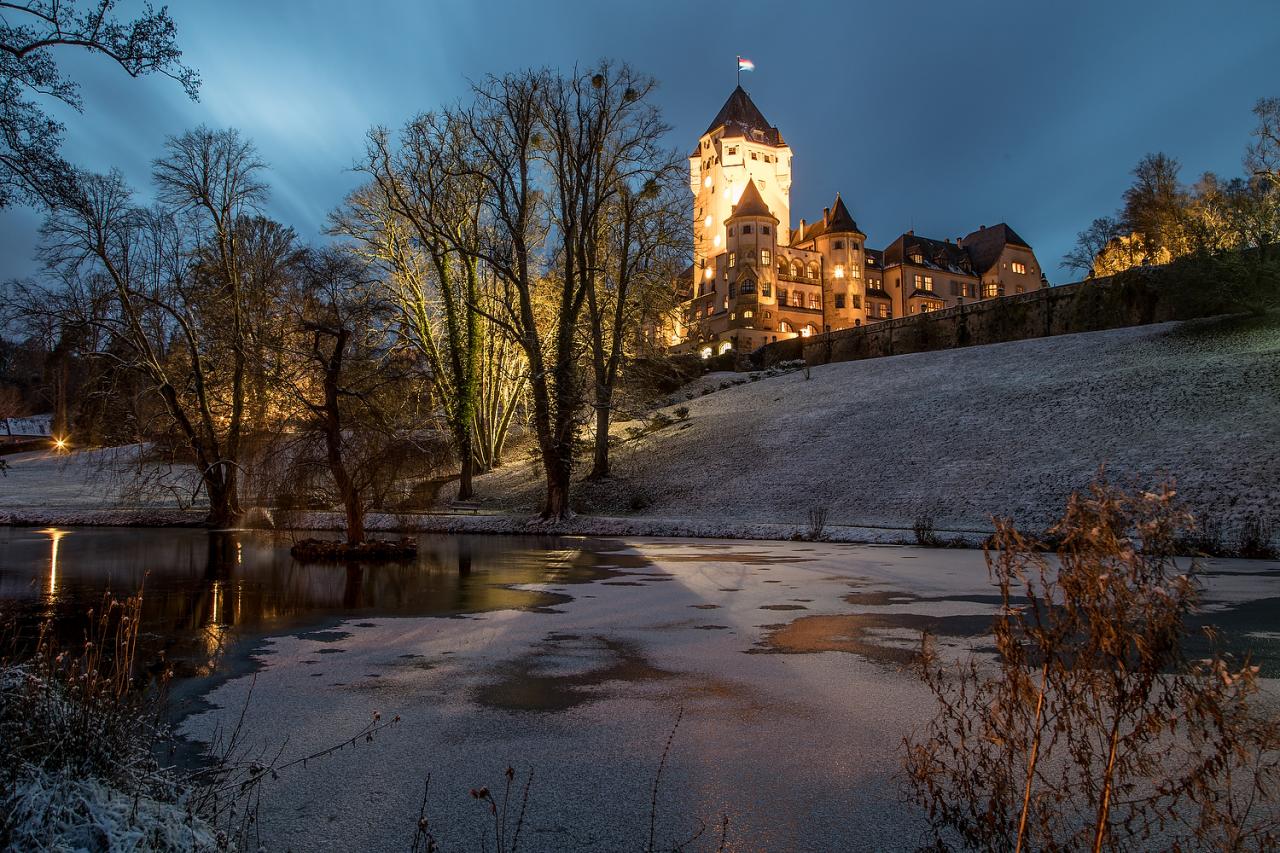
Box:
0;527;630;681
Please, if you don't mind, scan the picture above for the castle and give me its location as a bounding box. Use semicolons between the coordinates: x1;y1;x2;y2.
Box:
667;86;1047;356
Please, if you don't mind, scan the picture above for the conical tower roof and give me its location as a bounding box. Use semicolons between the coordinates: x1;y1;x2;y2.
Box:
727;179;776;221
704;86;783;145
824;193;862;234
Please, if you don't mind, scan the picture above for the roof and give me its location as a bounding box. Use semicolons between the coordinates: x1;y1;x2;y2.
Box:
726;179;776;221
704;86;783;146
793;194;864;244
959;224;1032;274
882;232;976;276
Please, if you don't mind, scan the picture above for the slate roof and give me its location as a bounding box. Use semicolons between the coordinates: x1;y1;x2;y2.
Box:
959;223;1031;275
727;179;776;221
793;194;865;244
704;86;783;146
882;232;977;276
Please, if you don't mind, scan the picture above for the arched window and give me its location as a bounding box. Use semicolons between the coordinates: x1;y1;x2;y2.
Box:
790;261;801;277
718;341;733;355
779;321;793;333
807;262;820;279
699;346;713;359
802;323;818;337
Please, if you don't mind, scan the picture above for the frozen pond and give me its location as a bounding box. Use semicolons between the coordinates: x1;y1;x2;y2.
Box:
2;528;1279;850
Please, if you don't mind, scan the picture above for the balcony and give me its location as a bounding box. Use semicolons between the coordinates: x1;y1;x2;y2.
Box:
776;270;821;285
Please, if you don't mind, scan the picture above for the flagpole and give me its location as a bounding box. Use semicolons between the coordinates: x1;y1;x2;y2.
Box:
736;55;740;87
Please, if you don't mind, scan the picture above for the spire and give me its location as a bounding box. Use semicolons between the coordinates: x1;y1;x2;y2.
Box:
727;179;776;221
704;86;782;144
824;193;861;234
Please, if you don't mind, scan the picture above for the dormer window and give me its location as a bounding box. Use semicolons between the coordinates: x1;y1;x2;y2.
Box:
1012;261;1027;274
910;252;924;264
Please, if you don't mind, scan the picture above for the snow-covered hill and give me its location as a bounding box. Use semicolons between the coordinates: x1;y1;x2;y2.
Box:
474;315;1280;537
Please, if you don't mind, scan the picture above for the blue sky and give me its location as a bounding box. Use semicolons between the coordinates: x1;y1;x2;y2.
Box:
2;0;1278;283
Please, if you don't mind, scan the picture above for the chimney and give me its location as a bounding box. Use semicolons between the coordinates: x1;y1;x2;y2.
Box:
799;217;806;235
907;229;914;236
823;207;830;224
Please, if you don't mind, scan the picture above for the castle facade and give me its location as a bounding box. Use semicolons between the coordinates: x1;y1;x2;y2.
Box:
668;86;1047;356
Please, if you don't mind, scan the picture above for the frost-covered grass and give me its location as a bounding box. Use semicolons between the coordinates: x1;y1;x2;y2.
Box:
474;315;1280;541
0;595;220;851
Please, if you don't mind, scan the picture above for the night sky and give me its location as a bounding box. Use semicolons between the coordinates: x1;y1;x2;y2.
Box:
2;0;1278;284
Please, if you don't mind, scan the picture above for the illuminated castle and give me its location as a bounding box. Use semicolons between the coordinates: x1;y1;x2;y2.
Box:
669;86;1046;355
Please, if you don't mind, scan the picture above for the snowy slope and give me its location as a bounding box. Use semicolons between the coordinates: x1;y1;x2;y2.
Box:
474;315;1280;535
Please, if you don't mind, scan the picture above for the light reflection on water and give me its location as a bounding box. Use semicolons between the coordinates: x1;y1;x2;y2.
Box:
0;526;625;680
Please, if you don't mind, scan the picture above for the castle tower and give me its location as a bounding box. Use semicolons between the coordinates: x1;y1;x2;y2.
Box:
690;86;792;282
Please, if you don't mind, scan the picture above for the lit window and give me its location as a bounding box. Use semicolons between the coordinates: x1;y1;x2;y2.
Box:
728;253;736;268
914;274;923;289
730;312;736;320
719;341;733;355
983;283;1000;298
761;249;771;266
743;310;754;318
700;346;712;359
851;265;860;279
1012;261;1027;274
910;252;923;264
834;264;845;279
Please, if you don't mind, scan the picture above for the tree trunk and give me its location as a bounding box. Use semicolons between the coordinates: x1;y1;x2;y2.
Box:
343;490;365;546
589;396;611;479
541;451;572;519
457;432;475;501
204;474;241;528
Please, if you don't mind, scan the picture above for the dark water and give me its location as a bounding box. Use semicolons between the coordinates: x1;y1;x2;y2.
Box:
0;526;634;682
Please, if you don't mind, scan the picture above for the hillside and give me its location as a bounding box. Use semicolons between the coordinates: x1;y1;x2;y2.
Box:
473;314;1280;537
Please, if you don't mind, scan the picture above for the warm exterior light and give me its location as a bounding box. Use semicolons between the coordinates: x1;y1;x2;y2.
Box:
834;265;845;279
700;346;712;359
704;215;713;228
704;267;714;279
713;234;721;247
703;176;713;188
801;327;812;338
52;436;68;451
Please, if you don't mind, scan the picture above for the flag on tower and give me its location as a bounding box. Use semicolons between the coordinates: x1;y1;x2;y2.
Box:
737;57;755;72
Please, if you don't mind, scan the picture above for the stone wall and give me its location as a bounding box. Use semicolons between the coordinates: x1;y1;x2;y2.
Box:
754;260;1252;369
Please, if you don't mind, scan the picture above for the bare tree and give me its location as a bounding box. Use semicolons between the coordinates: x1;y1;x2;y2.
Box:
282;249;414;544
0;0;199;207
1062;216;1122;278
585;163;686;479
336;115;487;501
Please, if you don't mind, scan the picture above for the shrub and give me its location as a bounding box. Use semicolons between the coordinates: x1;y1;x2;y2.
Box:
648;412;674;430
1238;513;1278;560
807;506;829;541
905;480;1280;851
913;516;943;548
673;406;690;421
